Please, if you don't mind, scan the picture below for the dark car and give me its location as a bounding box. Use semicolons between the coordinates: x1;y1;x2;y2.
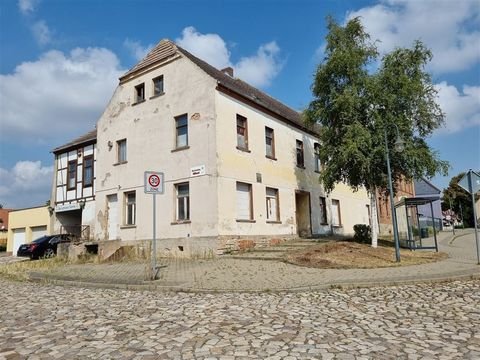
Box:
17;234;75;259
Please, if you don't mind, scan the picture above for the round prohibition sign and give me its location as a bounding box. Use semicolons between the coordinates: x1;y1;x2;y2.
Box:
148;174;161;188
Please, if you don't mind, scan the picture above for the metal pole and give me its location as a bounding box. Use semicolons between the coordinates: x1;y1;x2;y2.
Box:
460;203;464;229
449;198;455;235
467;170;480;265
385;128;401;262
152;193;157;279
430;201;438;252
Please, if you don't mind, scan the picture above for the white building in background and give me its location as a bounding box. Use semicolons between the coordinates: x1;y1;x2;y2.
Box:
52;39;371;255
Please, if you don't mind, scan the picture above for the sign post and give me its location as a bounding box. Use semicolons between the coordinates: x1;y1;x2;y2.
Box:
144;171;164;279
458;169;480;265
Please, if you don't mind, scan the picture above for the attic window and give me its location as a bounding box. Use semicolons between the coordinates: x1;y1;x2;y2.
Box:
134;83;145;104
152;75;164;96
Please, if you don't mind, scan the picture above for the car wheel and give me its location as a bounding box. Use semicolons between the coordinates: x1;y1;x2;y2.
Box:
43;248;55;259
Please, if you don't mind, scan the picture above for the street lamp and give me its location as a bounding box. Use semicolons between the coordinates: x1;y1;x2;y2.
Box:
384;123;404;262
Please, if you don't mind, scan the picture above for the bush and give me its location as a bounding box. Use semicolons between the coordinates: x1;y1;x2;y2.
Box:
353;224;371;244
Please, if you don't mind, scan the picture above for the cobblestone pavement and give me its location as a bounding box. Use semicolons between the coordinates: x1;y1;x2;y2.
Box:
0;279;479;359
29;230;480;291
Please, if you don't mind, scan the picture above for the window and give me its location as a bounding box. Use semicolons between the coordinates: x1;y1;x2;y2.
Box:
266;187;279;221
314;143;321;172
175;114;188;148
152;75;164;96
236;182;253;220
319;196;328;224
134;83;145;103
175;183;190;221
366;204;371;226
296;140;304;167
265;127;275;158
67;160;77;190
124;191;136;226
83;156;93;187
117;139;127;163
236;114;248;150
331;199;341;226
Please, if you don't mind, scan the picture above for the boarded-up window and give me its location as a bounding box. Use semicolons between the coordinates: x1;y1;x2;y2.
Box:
331;199;341;226
236;182;252;220
266;187;279;221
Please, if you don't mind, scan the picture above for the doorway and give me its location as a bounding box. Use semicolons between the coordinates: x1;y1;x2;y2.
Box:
107;194;119;240
295;191;312;237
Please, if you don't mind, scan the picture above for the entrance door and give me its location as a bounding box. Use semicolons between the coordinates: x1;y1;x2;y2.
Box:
107;194;119;240
295;191;312;237
12;228;26;256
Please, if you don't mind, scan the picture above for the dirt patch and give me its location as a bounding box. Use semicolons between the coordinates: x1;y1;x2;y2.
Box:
286;241;447;269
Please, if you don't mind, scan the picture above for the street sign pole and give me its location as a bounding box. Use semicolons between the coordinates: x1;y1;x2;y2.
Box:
467;170;480;265
152;193;157;279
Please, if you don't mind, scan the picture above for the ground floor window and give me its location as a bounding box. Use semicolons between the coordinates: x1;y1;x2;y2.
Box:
320;196;328;224
331;199;341;226
175;183;190;221
266;187;279;221
236;182;253;220
124;191;136;225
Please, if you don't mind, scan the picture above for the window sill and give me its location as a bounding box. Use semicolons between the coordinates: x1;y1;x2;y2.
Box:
113;161;128;166
236;146;251;153
296;165;306;169
120;225;136;229
236;219;256;223
332;225;343;228
265;155;277;161
132;99;146;106
149;92;165;100
171;146;190;153
266;220;282;224
320;223;329;226
171;220;191;225
314;170;321;174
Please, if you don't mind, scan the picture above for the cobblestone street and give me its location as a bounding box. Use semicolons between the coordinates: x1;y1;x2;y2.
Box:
1;279;479;359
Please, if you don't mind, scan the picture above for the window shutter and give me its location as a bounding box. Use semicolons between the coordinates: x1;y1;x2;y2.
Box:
236;183;251;219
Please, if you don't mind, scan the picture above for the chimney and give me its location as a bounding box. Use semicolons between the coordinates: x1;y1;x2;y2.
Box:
221;67;234;77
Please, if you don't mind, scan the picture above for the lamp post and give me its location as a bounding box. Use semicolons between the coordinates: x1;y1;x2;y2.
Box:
384;123;405;262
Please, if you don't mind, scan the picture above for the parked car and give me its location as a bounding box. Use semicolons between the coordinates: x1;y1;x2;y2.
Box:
17;234;75;260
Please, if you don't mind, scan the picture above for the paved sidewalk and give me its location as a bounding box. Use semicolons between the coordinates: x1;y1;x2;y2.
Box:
28;230;480;292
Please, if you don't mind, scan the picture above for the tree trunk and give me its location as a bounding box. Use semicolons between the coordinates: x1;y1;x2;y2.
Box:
370;188;379;248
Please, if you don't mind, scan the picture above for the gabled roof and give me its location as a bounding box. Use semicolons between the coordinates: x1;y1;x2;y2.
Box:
119;39;316;135
52;129;97;154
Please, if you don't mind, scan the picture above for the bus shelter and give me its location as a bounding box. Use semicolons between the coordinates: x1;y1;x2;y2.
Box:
394;197;439;252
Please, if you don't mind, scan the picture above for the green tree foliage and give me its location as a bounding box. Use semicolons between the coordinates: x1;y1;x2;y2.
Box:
305;17;449;194
442;173;477;227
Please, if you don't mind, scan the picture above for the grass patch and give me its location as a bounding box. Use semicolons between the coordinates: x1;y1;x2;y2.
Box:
286;241;447;269
0;258;69;281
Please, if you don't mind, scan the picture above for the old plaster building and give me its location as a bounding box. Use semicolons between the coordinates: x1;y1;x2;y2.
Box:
52;39;371;255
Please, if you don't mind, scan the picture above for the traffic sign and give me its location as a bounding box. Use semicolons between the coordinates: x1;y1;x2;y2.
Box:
458;170;480;194
144;171;164;194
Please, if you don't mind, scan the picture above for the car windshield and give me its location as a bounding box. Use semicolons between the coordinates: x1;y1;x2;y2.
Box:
32;236;52;244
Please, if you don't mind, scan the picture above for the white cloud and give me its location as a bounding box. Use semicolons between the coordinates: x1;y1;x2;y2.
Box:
0;161;53;208
0;47;125;143
18;0;38;15
235;41;283;88
123;38;154;61
176;26;283;88
345;0;480;74
176;26;232;69
435;82;480;134
31;20;51;45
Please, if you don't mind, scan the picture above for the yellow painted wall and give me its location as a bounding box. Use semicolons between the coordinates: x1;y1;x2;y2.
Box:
7;206;51;253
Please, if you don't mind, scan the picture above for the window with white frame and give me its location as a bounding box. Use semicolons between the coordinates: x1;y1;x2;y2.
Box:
266;187;279;221
175;114;188;148
331;199;341;226
175;183;190;221
117;139;127;163
236;182;253;220
124;191;136;225
83;155;94;187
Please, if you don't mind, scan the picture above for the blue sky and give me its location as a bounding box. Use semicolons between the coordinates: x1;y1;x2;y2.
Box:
0;0;479;208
